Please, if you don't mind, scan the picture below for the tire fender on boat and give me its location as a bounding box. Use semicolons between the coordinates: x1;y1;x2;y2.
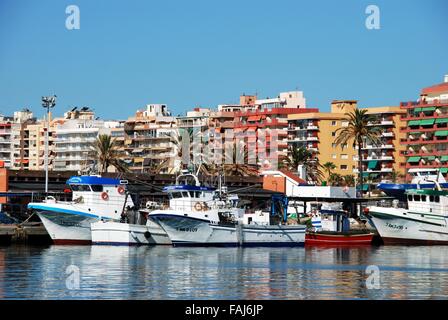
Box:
101;192;109;201
194;202;203;211
117;186;125;195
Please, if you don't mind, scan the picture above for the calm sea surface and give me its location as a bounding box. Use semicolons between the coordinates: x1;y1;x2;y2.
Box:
1;245;448;300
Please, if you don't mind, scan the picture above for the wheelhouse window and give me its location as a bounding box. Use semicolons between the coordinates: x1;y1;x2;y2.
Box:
408;195;412;201
90;185;104;192
71;184;91;192
421;195;426;202
414;195;421;201
170;192;183;199
435;196;440;203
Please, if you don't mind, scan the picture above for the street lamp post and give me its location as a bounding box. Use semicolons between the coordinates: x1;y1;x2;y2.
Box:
41;95;56;193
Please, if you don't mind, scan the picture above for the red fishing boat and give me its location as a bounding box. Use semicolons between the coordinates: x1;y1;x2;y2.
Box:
305;203;374;246
305;231;374;246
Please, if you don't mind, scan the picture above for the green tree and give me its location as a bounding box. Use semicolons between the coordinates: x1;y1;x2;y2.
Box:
334;109;381;197
323;162;336;180
94;134;128;173
280;147;323;183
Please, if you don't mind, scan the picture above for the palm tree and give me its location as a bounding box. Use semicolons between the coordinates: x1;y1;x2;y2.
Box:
328;173;343;186
334;109;381;197
220;142;259;177
281;147;323;183
322;162;336;180
94;134;128;173
342;174;356;187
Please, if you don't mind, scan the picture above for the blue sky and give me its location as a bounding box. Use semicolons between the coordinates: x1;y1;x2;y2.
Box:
0;0;447;120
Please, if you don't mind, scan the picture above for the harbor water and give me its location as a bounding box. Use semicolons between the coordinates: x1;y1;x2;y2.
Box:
1;245;448;300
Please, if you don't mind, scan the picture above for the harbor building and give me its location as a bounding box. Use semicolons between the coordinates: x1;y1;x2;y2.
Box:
400;75;448;181
123;104;178;173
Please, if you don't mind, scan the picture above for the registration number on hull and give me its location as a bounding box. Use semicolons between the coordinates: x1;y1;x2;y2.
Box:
386;222;404;230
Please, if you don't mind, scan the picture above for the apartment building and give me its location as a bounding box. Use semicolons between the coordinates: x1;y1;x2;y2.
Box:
233;91;312;169
53;108;106;172
400;75;448;180
0;115;14;168
288;101;359;180
11;109;38;170
360;106;406;186
288;100;407;187
124;104;177;173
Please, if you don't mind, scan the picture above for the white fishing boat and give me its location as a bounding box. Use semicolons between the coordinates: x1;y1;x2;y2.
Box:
366;180;448;245
28;176;134;244
91;201;171;245
148;172;306;247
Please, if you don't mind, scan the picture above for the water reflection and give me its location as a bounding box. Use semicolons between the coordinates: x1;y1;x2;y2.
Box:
0;245;448;299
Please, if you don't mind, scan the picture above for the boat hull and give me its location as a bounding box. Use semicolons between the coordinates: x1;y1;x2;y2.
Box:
151;214;306;247
305;232;374;246
37;211;94;244
368;207;448;245
91;220;171;245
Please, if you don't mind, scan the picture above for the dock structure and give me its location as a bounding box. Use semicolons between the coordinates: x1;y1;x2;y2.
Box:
0;223;50;244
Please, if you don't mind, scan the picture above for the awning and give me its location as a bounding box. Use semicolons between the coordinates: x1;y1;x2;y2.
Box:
362;185;369;191
435;118;448;124
441;168;448;174
435;130;448;137
413;108;422;113
408;120;420;126
422;107;436;112
367;160;378;169
407;156;421;163
420;119;435;126
247;127;257;132
422;156;436;161
441;156;448;162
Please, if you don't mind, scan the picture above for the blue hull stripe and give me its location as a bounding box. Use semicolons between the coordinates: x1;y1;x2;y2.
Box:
28;204;102;219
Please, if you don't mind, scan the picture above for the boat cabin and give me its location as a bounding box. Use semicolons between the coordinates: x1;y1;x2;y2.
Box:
406;189;448;215
163;185;217;212
65;176;134;213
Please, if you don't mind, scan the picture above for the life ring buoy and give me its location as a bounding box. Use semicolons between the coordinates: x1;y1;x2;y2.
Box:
101;192;109;200
117;186;125;195
194;202;203;211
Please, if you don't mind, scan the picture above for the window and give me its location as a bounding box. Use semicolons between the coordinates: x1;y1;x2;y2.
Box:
332;154;337;159
341;165;348;170
414;195;421;201
91;185;103;192
435;196;440;203
331;121;337;126
341;154;348;160
71;185;91;192
171;192;183;199
430;195;434;202
341;143;347;150
332;132;336;137
341;121;349;127
332;143;337;148
421;195;427;202
408;195;412;201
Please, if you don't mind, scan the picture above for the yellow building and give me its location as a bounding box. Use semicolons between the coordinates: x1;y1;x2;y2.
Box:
288;101;406;187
